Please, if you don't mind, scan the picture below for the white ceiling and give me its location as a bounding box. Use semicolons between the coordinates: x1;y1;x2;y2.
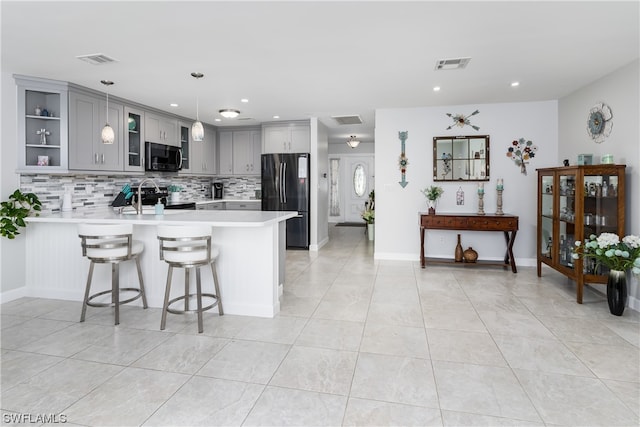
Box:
2;1;638;144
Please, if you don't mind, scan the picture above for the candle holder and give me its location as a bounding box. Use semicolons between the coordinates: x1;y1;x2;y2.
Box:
496;187;504;215
477;190;485;215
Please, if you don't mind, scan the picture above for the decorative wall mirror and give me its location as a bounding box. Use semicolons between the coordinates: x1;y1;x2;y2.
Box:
433;135;490;181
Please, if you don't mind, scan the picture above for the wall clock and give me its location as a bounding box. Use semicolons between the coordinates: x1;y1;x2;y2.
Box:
587;102;613;143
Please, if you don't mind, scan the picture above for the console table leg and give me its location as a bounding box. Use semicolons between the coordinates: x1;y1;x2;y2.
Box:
420;227;426;268
506;230;518;273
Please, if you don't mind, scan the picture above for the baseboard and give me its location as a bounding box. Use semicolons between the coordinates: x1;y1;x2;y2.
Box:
310;236;329;252
0;286;27;304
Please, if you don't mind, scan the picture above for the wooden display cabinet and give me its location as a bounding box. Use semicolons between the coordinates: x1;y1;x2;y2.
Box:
537;165;626;303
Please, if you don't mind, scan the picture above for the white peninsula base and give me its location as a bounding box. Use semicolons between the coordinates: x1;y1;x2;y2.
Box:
24;210;296;318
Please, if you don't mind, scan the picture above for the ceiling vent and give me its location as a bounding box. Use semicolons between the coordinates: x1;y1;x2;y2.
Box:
237;117;254;121
331;115;363;125
76;53;118;65
435;57;471;70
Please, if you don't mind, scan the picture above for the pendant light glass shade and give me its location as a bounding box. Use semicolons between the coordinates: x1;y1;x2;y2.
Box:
191;72;205;141
192;120;204;141
101;124;115;144
101;80;114;144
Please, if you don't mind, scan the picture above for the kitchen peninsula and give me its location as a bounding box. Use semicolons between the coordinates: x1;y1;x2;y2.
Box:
24;209;297;317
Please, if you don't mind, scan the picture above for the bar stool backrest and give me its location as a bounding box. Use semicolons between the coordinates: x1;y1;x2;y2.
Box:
157;225;213;267
78;223;134;262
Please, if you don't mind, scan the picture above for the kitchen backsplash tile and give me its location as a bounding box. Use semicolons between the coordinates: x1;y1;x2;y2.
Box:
20;174;260;213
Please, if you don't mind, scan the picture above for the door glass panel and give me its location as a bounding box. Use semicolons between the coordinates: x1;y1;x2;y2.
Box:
128;112;141;167
559;174;576;269
180;126;189;170
353;164;366;197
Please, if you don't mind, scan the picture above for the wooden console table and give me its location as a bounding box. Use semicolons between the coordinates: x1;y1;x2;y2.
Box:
419;213;519;272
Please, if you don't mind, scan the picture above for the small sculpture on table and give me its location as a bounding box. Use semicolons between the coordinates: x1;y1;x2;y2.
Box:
477;183;485;216
496;179;504;215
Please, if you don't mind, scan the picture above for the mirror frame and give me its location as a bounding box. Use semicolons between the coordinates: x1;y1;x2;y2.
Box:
433;135;490;182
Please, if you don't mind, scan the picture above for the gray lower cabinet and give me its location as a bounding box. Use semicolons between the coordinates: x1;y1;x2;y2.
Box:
196;202;225;210
69;90;124;171
225;201;260;210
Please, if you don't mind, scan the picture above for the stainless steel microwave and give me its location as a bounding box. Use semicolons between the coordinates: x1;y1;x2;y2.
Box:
145;142;182;172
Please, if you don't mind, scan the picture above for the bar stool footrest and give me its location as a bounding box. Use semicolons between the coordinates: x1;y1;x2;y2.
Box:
165;293;219;315
86;287;145;308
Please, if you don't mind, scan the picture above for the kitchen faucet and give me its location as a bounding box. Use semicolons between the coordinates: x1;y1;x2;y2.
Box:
135;178;161;215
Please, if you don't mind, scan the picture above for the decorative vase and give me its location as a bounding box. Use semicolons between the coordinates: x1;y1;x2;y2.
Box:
367;223;374;241
463;247;478;263
427;199;437;215
454;234;463;262
607;269;627;316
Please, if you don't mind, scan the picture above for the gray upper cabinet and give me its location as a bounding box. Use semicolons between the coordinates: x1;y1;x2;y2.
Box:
186;124;217;175
232;129;261;175
145;112;178;146
15;75;69;172
69;90;124;171
218;131;234;175
262;121;310;153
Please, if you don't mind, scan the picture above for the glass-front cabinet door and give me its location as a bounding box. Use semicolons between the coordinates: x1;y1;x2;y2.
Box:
582;171;622;275
124;106;144;172
558;171;577;270
539;173;554;262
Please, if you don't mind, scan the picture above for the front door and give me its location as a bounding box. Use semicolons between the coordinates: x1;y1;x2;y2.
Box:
344;156;374;223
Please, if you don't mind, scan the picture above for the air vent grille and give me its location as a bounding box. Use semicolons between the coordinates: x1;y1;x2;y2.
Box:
237;117;254;121
331;115;363;125
76;53;118;65
435;57;471;70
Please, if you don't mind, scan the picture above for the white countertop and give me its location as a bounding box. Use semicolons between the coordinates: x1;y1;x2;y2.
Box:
26;208;297;227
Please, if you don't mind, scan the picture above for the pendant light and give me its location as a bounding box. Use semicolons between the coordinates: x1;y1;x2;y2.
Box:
346;135;360;148
191;72;204;142
100;80;115;144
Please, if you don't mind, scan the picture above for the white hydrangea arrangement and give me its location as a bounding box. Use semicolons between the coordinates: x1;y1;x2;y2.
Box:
572;232;640;274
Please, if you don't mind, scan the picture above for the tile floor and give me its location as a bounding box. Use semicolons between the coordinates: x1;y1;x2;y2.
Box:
1;225;639;426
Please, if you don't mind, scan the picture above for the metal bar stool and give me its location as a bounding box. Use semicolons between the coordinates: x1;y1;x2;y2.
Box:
157;225;223;333
78;223;148;325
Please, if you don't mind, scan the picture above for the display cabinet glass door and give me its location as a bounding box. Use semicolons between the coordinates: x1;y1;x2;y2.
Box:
180;125;190;170
582;172;620;275
558;172;577;270
126;109;143;170
540;174;554;261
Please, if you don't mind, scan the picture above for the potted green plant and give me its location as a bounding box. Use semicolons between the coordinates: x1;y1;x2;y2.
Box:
168;185;183;202
362;208;375;241
420;185;444;215
572;232;640;316
1;189;42;239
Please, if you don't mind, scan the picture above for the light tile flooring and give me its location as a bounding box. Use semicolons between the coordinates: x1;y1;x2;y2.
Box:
1;225;639;426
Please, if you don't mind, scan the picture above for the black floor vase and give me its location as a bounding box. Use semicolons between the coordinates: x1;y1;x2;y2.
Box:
607;270;627;316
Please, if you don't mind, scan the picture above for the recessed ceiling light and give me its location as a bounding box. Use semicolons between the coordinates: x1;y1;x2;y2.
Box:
433;86;441;92
511;81;520;87
273;115;280;119
170;103;178;107
214;118;222;122
241;98;249;103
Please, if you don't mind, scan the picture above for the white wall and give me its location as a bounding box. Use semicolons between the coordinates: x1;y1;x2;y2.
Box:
558;59;640;308
1;71;27;298
374;101;558;263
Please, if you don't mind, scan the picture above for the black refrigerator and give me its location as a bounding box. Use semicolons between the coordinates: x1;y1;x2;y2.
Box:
261;153;310;249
